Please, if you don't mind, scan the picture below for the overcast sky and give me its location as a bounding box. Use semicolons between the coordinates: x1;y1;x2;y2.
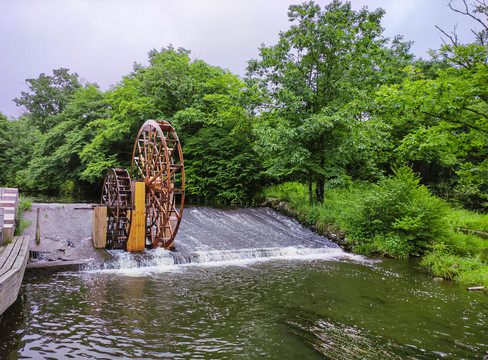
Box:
0;0;479;118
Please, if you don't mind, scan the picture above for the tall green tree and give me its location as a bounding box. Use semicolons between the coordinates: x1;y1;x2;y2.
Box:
17;85;108;192
0;112;9;184
247;0;412;203
375;44;488;209
81;46;264;204
0;116;40;188
14;68;82;132
373;0;488;210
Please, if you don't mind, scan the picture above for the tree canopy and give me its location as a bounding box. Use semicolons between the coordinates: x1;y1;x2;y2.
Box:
0;0;486;211
246;0;412;202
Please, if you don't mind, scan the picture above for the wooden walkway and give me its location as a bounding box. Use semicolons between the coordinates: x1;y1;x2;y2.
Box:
0;236;30;315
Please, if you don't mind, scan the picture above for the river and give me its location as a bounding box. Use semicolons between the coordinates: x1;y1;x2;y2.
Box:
1;207;487;359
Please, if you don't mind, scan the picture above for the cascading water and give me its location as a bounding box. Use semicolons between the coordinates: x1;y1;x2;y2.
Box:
89;207;349;273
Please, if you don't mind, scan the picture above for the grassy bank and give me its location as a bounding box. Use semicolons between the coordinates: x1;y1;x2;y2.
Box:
263;168;488;287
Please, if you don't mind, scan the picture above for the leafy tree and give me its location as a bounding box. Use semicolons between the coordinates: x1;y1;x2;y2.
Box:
184;123;263;205
375;44;488;209
80;46;228;184
81;46;264;204
14;68;82;132
374;0;488;210
17;85;108;192
355;167;450;258
0;116;40;188
0;112;9;184
247;0;412;203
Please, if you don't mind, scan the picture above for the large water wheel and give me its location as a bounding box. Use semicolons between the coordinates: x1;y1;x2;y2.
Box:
100;120;185;250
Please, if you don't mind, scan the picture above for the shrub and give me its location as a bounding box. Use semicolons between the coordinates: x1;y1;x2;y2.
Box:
421;252;460;280
354;167;449;257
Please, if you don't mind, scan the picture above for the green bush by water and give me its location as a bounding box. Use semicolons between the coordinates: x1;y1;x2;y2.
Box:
263;168;488;286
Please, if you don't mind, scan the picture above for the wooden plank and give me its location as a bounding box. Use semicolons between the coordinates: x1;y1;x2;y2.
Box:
467;286;485;291
91;206;107;248
35;208;40;245
0;236;29;315
3;188;18;195
127;181;146;252
4;213;15;224
0;238;16;269
11;236;29;272
0;208;3;246
2;194;18;202
0;201;16;207
0;237;22;277
3;226;13;243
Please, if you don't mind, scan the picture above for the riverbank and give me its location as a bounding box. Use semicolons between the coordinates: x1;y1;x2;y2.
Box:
263;177;488;288
264;197;352;252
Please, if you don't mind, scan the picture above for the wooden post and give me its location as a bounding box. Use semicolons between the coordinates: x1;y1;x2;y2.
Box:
35;208;40;245
127;181;145;252
92;206;107;248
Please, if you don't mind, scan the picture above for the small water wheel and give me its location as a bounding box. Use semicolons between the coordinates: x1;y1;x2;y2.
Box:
100;120;185;250
101;168;132;249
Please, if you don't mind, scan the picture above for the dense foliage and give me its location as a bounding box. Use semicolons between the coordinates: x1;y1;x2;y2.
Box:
2;0;485;209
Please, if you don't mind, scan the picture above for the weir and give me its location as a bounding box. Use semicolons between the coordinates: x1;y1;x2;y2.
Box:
87;207;344;272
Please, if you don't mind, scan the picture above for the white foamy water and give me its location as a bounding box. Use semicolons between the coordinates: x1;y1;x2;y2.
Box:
83;207;366;275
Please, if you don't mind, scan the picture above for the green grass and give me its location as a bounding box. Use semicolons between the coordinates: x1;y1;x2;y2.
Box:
446;207;488;233
263;173;488;287
264;181;369;231
421;252;488;287
14;195;33;236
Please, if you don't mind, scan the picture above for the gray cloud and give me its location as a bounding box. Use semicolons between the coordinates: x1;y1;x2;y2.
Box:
0;0;478;118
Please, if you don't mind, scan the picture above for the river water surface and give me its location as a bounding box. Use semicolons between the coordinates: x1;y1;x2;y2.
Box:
1;207;487;359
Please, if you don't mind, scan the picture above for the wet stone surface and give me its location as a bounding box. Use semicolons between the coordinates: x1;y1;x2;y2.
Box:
22;203;107;266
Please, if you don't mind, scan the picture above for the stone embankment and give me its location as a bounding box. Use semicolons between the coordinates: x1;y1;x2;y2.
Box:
264;198;352;251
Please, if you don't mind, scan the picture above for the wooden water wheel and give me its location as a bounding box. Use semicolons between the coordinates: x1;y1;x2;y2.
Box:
100;168;132;249
100;120;185;250
131;120;185;249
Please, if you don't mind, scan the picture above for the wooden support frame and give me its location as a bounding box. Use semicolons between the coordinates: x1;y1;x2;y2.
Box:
127;181;146;252
92;206;107;249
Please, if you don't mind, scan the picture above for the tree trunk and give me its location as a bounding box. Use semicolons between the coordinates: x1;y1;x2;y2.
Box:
315;177;324;204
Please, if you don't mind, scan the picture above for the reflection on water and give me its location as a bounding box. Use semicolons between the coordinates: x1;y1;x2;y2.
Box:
1;207;487;359
1;259;487;359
